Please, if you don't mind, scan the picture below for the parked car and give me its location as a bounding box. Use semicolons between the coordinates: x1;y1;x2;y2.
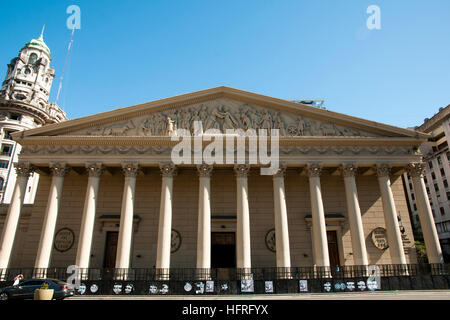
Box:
0;278;74;300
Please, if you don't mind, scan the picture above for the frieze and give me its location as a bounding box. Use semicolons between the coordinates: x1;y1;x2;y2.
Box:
19;144;417;157
70;99;377;138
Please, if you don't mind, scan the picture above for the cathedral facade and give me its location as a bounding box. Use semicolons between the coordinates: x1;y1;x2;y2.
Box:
0;86;443;280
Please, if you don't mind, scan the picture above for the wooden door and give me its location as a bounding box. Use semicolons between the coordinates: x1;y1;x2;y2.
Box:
327;231;340;267
103;231;119;268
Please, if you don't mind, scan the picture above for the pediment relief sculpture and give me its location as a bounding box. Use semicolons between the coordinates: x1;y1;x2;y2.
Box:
75;99;376;138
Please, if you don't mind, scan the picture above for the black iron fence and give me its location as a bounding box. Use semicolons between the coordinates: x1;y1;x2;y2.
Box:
1;263;449;282
1;264;450;295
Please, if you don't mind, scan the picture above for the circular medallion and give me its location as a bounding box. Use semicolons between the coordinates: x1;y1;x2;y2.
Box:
265;228;276;252
54;228;75;252
370;227;389;250
171;229;182;253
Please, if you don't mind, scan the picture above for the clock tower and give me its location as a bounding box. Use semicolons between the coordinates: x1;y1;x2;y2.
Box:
0;29;68;203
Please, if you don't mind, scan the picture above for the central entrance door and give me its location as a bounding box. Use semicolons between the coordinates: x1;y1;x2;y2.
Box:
211;232;236;279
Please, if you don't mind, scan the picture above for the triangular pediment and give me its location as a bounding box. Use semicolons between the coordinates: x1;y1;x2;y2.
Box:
15;86;427;140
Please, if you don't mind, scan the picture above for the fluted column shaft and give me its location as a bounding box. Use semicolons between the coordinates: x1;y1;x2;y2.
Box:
196;164;212;272
75;163;104;269
0;163;34;270
377;164;406;264
408;163;443;264
156;163;176;272
35;163;70;270
308;164;330;268
115;163;139;270
272;165;291;269
342;164;368;266
235;165;251;271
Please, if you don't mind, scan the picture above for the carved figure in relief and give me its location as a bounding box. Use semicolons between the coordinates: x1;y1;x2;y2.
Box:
166;117;176;136
260;110;273;131
273;112;286;136
137;118;150;136
238;107;252;130
319;122;336;136
216;105;239;130
104;120;136;136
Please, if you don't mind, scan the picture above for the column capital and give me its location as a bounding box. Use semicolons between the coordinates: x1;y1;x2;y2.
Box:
49;162;71;177
406;162;426;178
341;163;358;178
376;163;391;178
86;162;105;178
307;163;322;178
14;162;35;178
272;164;286;178
197;164;213;177
122;162;140;178
159;162;177;177
234;164;250;178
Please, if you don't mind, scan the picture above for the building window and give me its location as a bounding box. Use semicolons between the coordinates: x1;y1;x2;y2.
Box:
444;180;449;188
434;184;439;192
0;160;9;169
411;193;415;200
0;144;12;156
432;172;436;180
0;177;4;190
441;207;446;216
447;192;450;201
437;156;442;165
441;168;446;177
446;151;450;161
413;204;417;211
409;183;413;190
28;53;38;65
9;113;21;121
3;130;15;140
429;161;433;169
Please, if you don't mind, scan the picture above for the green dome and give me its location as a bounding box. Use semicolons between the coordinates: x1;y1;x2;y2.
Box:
23;33;50;56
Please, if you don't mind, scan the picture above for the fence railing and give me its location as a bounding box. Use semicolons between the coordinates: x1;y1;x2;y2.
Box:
1;263;449;282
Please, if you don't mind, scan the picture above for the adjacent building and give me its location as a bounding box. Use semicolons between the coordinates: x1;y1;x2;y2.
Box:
403;105;450;262
0;31;67;204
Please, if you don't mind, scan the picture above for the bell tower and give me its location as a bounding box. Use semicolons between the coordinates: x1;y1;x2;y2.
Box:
0;28;68;203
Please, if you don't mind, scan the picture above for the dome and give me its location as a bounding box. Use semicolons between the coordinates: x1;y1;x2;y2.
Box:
23;33;50;56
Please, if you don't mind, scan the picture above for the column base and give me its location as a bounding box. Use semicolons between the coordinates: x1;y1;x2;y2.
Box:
155;268;170;281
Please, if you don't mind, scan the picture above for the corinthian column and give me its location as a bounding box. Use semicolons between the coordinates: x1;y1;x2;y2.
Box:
75;163;104;272
307;163;330;270
272;164;291;277
156;163;176;280
196;164;212;279
234;164;251;279
0;163;34;273
407;163;443;264
376;164;407;265
34;163;70;274
341;164;368;266
115;163;139;276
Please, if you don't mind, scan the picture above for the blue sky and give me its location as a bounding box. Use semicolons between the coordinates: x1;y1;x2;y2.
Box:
1;0;449;129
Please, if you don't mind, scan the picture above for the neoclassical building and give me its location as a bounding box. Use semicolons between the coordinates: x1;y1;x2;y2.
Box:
0;87;444;278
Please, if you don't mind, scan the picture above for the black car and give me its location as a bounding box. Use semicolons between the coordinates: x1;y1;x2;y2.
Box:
0;278;74;300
